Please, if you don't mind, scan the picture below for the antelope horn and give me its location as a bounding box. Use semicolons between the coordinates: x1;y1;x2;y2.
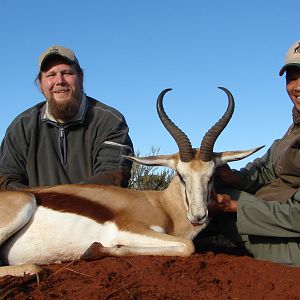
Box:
156;89;194;162
199;87;235;162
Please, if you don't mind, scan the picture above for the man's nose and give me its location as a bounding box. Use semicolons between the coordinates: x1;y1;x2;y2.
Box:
56;73;66;84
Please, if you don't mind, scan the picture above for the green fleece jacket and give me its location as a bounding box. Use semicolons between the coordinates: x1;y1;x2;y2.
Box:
234;108;300;238
214;108;300;265
0;95;133;189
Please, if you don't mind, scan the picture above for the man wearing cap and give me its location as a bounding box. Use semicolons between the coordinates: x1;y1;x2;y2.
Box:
0;45;134;189
199;40;300;266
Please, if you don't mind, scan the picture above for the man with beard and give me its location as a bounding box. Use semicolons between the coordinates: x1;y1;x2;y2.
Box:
0;45;134;189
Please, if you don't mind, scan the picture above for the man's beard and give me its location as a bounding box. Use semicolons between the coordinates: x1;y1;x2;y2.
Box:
47;93;82;123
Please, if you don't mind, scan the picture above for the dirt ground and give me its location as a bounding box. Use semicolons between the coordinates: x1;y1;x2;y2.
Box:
1;241;300;300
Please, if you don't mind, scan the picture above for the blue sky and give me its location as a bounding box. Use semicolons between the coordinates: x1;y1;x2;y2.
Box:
1;0;299;170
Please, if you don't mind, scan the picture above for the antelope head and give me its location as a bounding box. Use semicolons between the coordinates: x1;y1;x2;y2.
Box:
126;87;263;226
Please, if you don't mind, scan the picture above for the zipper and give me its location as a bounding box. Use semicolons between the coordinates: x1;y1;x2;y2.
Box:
59;126;67;165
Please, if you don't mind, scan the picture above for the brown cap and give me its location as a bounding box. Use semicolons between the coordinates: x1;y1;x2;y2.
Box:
38;45;80;71
279;40;300;76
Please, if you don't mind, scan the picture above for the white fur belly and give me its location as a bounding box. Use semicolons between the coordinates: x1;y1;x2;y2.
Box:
1;206;119;265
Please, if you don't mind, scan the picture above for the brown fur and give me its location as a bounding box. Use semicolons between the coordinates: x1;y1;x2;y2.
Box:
34;192;115;224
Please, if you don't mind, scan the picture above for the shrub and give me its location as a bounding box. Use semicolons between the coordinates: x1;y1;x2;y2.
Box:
128;146;175;191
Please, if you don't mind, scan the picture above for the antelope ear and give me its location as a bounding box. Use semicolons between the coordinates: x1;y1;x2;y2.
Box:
123;154;177;170
213;145;264;166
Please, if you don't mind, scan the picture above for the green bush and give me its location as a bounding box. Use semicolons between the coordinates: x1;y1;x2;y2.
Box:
128;146;175;191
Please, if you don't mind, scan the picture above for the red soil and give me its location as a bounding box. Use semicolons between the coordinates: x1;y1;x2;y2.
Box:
1;243;299;300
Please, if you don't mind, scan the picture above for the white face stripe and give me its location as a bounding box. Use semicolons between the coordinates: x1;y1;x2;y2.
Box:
176;159;215;224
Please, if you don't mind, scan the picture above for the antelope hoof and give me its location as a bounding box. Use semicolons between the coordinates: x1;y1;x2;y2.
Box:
80;242;108;261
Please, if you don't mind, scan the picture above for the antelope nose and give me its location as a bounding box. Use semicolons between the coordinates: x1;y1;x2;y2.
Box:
198;212;207;222
191;211;208;226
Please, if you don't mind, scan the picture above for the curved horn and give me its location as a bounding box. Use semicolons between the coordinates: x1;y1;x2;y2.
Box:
199;87;235;162
156;89;194;162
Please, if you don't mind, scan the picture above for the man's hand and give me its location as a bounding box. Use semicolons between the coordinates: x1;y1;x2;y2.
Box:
208;191;237;217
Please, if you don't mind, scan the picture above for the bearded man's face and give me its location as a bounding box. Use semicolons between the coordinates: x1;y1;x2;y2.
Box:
39;56;83;122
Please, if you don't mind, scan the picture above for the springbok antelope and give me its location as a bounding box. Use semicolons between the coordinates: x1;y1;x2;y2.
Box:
0;87;262;277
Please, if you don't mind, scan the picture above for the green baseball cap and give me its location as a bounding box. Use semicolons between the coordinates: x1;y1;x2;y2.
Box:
38;45;80;71
279;40;300;76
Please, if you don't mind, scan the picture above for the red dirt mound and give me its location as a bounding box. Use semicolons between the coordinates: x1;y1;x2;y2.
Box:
1;245;300;300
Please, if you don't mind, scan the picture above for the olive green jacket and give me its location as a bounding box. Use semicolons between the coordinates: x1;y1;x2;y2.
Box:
236;108;300;203
227;108;300;265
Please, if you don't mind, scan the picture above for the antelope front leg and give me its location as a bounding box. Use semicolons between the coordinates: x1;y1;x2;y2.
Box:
0;264;42;277
82;230;195;259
